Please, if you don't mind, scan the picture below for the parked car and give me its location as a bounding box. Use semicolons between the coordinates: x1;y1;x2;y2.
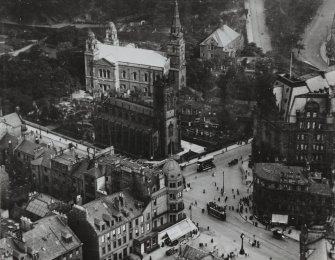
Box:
166;247;178;256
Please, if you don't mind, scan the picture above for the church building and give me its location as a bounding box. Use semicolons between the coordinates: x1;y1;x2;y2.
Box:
85;1;185;159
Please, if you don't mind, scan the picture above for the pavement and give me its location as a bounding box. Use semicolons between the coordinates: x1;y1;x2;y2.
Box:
156;144;298;260
296;0;335;70
245;0;272;53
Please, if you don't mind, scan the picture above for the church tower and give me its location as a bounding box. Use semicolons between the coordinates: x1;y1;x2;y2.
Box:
166;0;186;90
84;30;99;93
154;76;180;158
104;22;119;46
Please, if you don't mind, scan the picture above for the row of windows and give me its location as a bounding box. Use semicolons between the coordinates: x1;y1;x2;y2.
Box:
55;249;80;260
296;134;324;141
100;84;111;92
296;155;323;161
119;84;148;94
169;181;182;188
296;144;324;151
101;236;127;255
306;112;318;118
299;122;322;130
99;69;111;79
121;71;149;82
169;192;182;200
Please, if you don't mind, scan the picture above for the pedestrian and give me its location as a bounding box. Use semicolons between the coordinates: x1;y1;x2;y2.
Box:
149;256;152;260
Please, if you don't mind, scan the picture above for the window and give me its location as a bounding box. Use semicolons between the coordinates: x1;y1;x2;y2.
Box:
133;72;137;80
118;239;122;246
99;69;102;77
122;71;126;78
103;70;107;78
307;122;310;129
107;70;111;78
129;231;133;240
101;235;105;243
102;246;106;255
76;249;79;255
108;244;111;252
141;226;144;234
144;73;148;82
135;229;139;237
135;219;139;226
312;122;315;129
153;209;157;217
147;213;150;220
316;134;321;141
140;216;144;223
169;182;176;188
153;199;157;206
146;223;150;231
123;236;127;244
117;227;121;235
113;241;116;248
168;122;174;137
307;112;311;118
301;134;304;140
177;192;182;198
112;230;116;237
313;112;317;118
299;122;303;129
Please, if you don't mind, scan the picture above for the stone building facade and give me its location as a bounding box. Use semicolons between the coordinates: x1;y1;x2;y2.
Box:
253;163;333;227
253;71;335;172
68;159;187;260
85;1;185;159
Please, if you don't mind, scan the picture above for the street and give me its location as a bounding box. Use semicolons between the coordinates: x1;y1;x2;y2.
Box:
181;144;299;260
245;0;272;53
297;0;335;70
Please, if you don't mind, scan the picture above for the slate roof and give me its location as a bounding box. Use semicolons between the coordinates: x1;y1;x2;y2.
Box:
0;113;21;128
82;190;143;235
96;42;169;68
16;140;44;156
200;25;240;48
22;215;82;260
0;133;18;150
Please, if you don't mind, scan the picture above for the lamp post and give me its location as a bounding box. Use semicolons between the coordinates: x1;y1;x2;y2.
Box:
239;233;245;255
222;170;225;194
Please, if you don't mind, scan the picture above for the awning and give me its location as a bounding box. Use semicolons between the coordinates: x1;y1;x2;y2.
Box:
272;214;288;224
165;218;197;242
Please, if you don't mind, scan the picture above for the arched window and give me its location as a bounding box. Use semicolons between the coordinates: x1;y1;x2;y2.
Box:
168;122;174;137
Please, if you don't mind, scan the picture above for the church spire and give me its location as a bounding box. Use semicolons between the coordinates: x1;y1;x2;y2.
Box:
171;0;182;37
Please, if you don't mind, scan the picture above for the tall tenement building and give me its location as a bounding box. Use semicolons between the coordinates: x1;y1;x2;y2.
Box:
85;1;185;159
253;69;335;173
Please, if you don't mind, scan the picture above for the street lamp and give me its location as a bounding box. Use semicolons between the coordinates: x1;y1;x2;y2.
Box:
240;233;245;255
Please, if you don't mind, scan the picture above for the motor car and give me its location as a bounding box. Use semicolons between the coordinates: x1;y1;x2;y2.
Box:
166;247;178;256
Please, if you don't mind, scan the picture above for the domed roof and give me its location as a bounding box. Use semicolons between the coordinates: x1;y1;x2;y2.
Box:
107;21;117;31
163;159;181;179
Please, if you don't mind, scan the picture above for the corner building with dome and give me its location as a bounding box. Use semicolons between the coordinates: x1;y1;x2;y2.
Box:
86;1;186;159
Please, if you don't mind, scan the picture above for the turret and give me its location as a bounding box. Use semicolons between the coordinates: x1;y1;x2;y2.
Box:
104;22;119;46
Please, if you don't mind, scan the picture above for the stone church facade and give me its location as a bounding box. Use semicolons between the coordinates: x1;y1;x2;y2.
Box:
85;1;185;159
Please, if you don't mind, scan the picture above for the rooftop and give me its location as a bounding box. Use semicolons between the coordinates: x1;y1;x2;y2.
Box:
0;133;19;150
52;149;82;166
97;42;169;69
0;113;22;128
16;140;44;157
254;163;308;185
200;24;240;48
82;190;144;235
22;215;82;260
25;193;61;218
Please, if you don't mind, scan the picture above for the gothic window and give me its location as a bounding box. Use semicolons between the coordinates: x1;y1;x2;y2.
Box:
168;122;174;137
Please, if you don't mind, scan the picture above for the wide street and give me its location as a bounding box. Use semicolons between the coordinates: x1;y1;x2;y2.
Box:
297;0;335;70
181;144;299;260
246;0;272;53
